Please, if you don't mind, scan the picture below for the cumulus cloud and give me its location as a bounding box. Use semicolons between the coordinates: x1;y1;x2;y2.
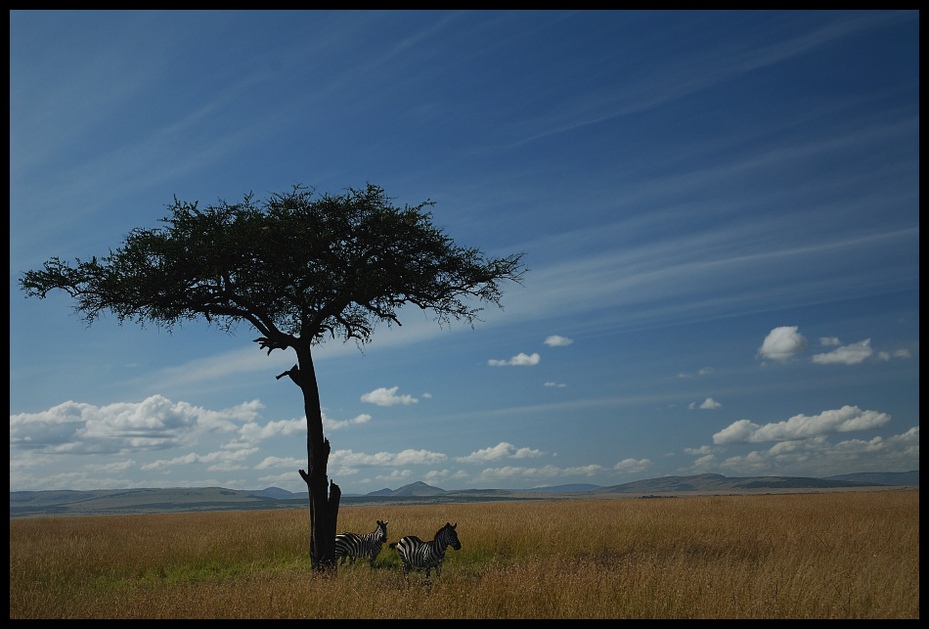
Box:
710;425;918;478
475;463;610;484
332;448;447;467
238;417;305;442
811;339;873;365
700;397;722;410
689;397;721;410
544;335;574;347
360;386;418;406
254;455;304;470
713;405;890;444
141;446;258;471
456;442;545;463
230;408;372;445
758;326;808;361
488;352;541;367
9;395;260;455
614;458;651;473
324;413;372;430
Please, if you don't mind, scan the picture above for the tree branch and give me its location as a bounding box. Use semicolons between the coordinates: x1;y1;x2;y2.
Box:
275;364;300;383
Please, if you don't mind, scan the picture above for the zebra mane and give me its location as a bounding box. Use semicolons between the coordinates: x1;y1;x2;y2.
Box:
436;521;457;538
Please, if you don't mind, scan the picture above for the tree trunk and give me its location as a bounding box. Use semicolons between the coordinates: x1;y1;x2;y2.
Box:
293;345;341;572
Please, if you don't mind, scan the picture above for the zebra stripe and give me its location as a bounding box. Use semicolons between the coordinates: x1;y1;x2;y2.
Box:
390;521;461;578
335;519;389;567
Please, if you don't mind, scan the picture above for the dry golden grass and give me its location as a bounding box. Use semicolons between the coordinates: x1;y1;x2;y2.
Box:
9;490;918;618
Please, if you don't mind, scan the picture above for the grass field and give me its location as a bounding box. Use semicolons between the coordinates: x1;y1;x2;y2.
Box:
9;489;918;618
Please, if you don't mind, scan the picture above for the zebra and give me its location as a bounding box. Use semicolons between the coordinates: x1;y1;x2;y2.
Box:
390;521;461;578
335;519;389;567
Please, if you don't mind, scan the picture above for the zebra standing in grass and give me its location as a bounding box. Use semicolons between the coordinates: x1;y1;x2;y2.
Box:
335;519;389;567
390;522;461;578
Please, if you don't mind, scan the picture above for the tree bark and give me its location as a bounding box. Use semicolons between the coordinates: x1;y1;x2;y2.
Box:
293;344;341;571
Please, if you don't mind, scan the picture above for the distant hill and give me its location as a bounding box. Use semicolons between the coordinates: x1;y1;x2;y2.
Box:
366;488;396;497
368;481;446;497
9;486;306;518
824;471;919;486
599;473;887;494
520;483;603;494
246;487;302;500
10;472;917;518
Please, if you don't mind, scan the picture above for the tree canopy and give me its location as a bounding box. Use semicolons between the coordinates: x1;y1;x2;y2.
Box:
20;183;526;354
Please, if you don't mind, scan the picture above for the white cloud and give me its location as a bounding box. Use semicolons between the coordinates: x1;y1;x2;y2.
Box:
614;458;652;473
758;325;808;361
238;417;305;442
141;446;258;471
811;338;873;365
475;462;614;483
688;398;721;410
100;459;135;473
544;335;574;347
360;386;418;406
216;408;370;446
544;381;567;388
713;405;891;444
684;445;714;456
712;425;918;477
9;395;260;455
488;352;541;367
879;348;912;361
332;448;447;467
476;465;562;482
456;442;545;464
324;413;373;430
819;336;842;346
254;455;304;470
693;397;721;410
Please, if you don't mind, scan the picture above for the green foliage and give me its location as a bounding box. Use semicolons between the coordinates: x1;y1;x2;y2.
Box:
19;183;526;350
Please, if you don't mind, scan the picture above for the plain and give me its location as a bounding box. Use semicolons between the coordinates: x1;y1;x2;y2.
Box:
9;490;918;619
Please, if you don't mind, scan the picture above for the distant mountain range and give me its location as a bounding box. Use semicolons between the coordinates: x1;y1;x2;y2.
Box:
10;471;917;518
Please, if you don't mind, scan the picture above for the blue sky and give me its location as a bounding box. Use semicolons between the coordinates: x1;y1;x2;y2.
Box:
10;10;919;495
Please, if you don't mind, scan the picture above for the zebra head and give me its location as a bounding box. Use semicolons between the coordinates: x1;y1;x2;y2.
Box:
376;519;389;543
440;521;461;551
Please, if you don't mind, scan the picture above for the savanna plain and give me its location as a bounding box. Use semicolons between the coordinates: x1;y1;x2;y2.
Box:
9;490;918;619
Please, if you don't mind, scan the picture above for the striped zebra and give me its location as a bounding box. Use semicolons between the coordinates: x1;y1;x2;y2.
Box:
335;519;389;567
390;521;461;578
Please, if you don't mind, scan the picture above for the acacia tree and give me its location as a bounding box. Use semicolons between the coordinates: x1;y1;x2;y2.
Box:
18;183;526;571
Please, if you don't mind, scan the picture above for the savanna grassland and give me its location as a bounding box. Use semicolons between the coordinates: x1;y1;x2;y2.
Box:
9;490;918;619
